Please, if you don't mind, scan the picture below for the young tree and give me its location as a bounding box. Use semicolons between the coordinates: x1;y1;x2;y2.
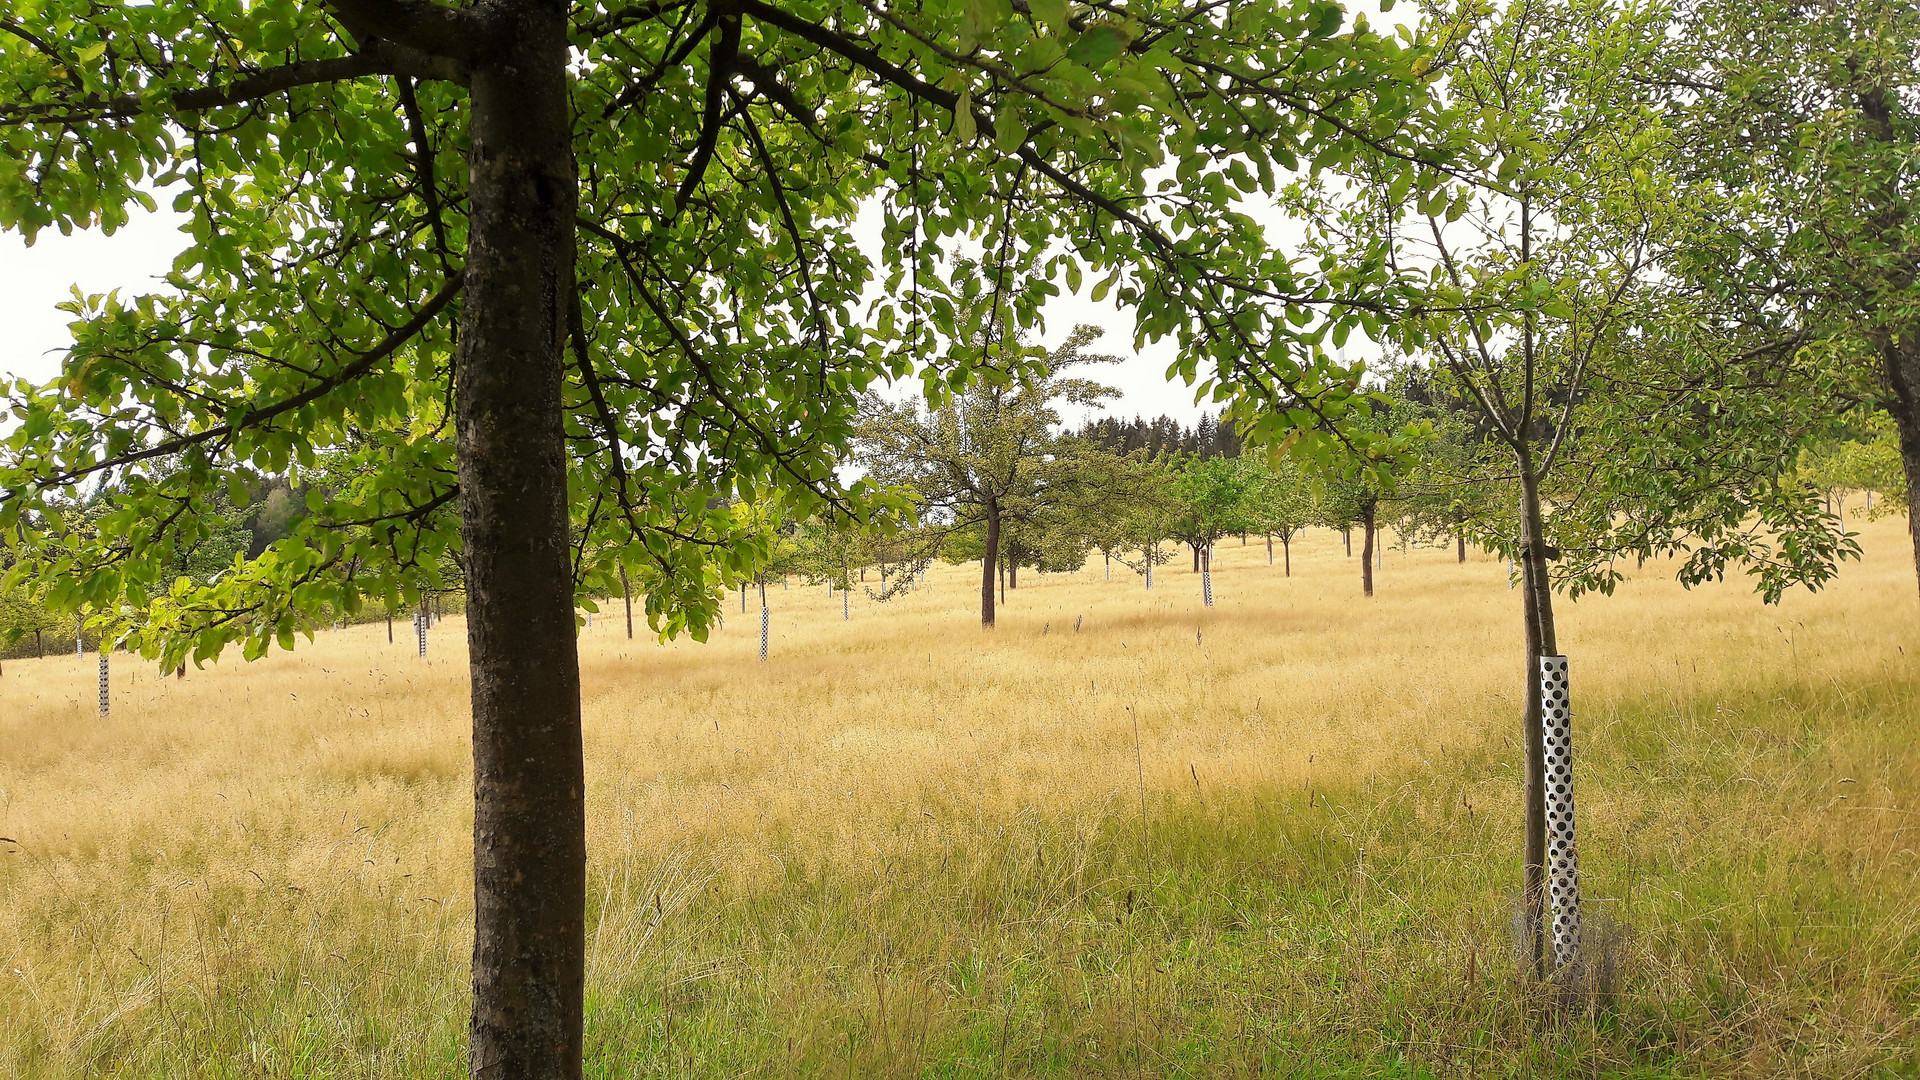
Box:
1068;449;1180;579
1314;464;1386;595
1169;454;1255;572
858;324;1121;625
1242;454;1316;575
1296;0;1856;973
0;0;1434;1071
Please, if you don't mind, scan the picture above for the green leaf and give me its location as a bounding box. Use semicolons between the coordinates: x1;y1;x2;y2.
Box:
1310;4;1343;38
1030;0;1069;34
1065;25;1129;67
953;89;976;144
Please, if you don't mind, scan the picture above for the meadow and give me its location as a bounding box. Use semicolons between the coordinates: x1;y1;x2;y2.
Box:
2;518;1918;1078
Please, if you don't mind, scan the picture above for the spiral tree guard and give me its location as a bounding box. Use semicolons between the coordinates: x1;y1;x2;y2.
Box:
1540;654;1581;970
1202;550;1213;607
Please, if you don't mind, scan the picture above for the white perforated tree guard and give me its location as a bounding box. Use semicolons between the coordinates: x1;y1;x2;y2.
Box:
1540;654;1581;970
759;604;769;662
415;613;428;658
841;589;849;621
97;652;109;716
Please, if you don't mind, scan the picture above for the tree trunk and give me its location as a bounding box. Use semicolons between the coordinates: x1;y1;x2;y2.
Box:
1458;534;1466;564
1192;544;1201;572
1266;532;1273;565
981;499;999;627
621;565;634;639
1360;506;1375;597
1343;529;1351;556
1283;536;1291;577
1881;335;1920;594
35;630;42;658
1009;561;1018;590
1517;463;1559;977
459;13;586;1077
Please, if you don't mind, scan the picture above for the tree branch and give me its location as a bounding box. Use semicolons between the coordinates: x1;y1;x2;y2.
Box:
6;273;463;501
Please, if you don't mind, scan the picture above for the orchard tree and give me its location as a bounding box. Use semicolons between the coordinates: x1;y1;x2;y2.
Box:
0;0;1436;1072
1242;453;1315;574
1296;0;1857;972
1313;456;1387;594
857;323;1123;625
1169;453;1255;572
1068;447;1172;579
1662;0;1920;589
1798;414;1908;520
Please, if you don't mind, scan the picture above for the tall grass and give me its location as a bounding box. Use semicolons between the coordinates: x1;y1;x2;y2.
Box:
2;519;1917;1077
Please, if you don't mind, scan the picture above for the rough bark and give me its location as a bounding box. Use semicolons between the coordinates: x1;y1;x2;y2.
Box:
459;8;586;1076
1880;334;1920;593
981;498;999;627
1359;505;1375;597
1855;82;1920;595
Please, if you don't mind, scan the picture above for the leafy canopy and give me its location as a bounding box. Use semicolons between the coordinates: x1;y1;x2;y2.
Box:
0;0;1437;665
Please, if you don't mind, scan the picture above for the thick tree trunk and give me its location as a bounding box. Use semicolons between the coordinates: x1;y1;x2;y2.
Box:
459;13;585;1078
1517;464;1559;978
1360;505;1375;597
1880;335;1920;594
1009;561;1018;590
1192;544;1201;572
981;500;999;627
1458;534;1466;563
1343;529;1351;556
621;565;634;639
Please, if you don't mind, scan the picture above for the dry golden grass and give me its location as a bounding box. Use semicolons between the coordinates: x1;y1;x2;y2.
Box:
3;517;1918;1077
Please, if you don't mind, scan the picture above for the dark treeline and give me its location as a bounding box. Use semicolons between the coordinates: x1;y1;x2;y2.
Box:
1077;409;1244;459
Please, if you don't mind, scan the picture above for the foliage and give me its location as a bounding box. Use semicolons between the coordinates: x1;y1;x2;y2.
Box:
0;0;1441;669
1168;455;1257;558
1660;0;1920;549
1289;0;1857;604
1237;454;1318;572
1798;413;1908;517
